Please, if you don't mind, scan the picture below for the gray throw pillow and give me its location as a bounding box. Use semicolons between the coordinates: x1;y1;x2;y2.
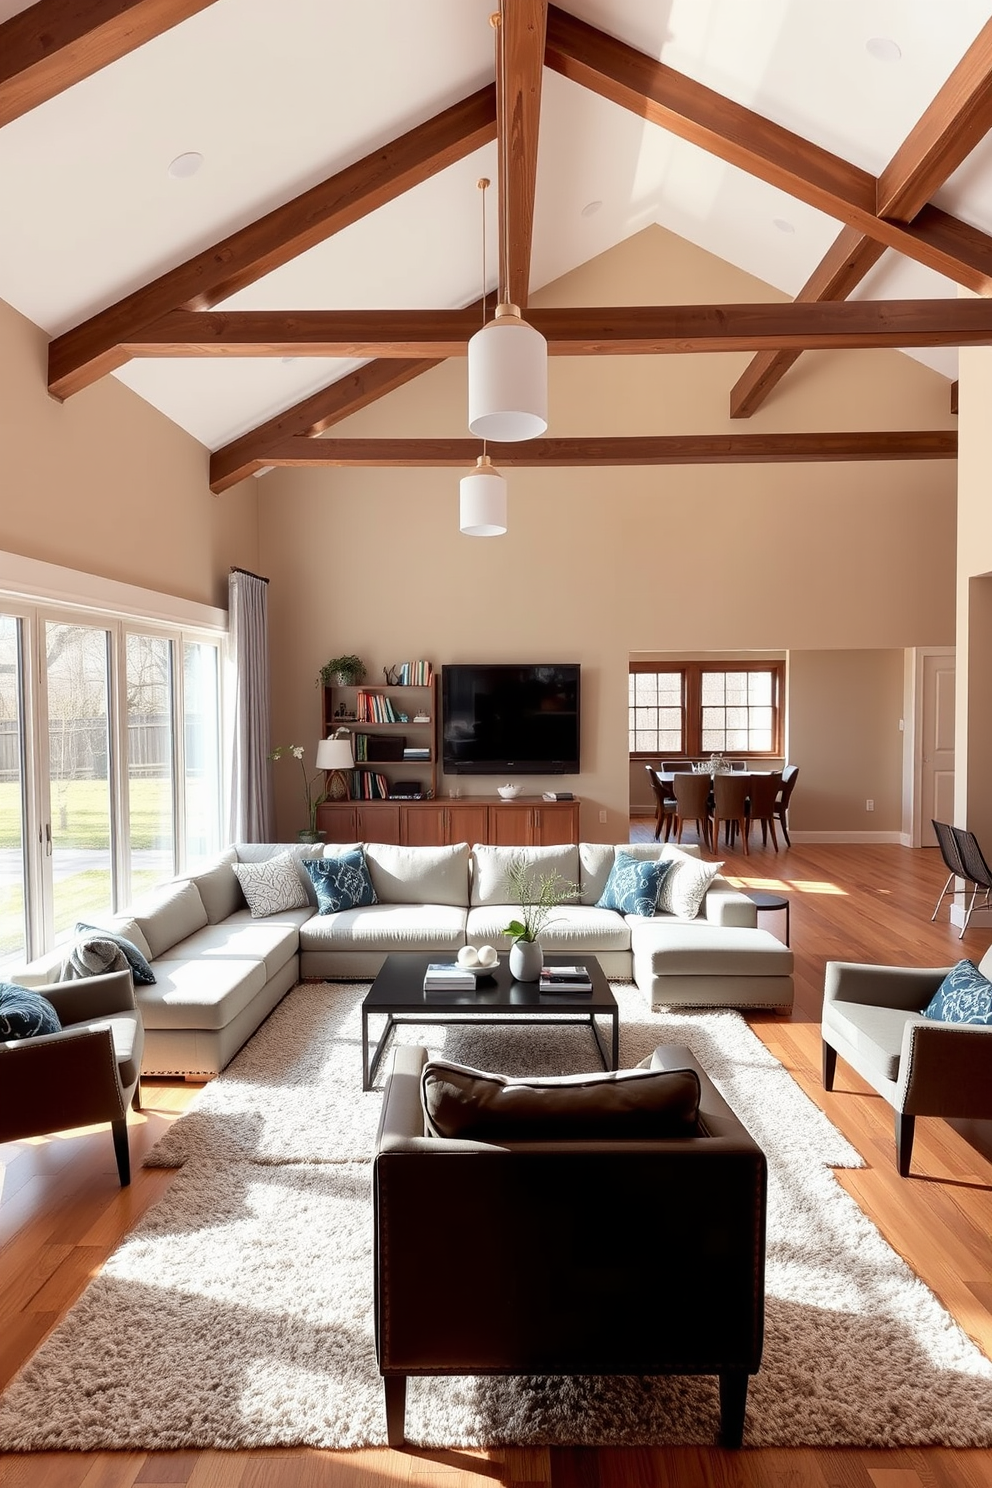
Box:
75;923;156;984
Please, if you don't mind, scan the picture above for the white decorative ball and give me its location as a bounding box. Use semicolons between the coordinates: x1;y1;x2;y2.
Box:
457;946;480;969
477;944;498;968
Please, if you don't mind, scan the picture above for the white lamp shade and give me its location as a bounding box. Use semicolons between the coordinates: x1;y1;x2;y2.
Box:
467;304;548;442
460;457;507;536
316;736;354;770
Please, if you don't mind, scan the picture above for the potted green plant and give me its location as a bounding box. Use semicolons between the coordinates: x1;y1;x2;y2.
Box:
268;743;329;840
318;654;366;687
501;857;580;981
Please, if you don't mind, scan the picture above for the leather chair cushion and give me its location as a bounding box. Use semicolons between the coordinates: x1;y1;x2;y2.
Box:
421;1060;701;1142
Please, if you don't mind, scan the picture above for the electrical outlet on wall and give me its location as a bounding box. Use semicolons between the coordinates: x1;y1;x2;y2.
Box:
866;799;874;811
599;809;607;823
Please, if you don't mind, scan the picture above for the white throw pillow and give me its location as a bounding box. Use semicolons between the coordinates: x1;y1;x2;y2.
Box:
232;852;310;918
656;847;724;920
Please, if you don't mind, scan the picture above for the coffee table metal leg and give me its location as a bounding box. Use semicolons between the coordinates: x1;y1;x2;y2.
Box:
364;1012;395;1091
588;1012;617;1073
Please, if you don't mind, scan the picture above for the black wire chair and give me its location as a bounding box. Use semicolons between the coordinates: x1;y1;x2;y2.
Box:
949;826;992;939
930;819;969;923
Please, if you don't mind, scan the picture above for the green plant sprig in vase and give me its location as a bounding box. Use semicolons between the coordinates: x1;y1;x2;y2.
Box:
318;654;366;687
501;857;581;981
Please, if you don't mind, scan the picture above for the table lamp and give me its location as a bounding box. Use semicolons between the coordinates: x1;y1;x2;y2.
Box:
316;730;354;801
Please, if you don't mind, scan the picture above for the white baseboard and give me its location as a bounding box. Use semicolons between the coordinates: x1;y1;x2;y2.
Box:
788;831;906;844
950;900;992;930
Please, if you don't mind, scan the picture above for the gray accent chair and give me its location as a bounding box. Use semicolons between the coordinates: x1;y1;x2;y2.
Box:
373;1043;767;1448
0;969;144;1185
822;956;992;1176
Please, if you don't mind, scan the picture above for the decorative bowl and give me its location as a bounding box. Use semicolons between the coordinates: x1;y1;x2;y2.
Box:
497;784;521;800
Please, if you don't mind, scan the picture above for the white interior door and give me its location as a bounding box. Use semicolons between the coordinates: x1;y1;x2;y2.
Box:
920;651;956;846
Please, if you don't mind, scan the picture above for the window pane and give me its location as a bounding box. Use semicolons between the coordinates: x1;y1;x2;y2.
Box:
0;615;26;966
46;622;112;940
127;633;174;898
748;673;773;703
701;727;725;751
701;674;724;704
184;641;222;866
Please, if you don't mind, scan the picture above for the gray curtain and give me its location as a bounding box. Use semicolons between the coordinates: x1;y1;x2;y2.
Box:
228;568;272;843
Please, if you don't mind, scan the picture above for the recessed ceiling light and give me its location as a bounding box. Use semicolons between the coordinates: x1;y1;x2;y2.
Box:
168;151;204;179
772;217;795;234
866;36;901;62
580;199;603;218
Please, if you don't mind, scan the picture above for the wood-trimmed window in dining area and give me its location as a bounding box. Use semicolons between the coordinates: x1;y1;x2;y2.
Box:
628;662;785;760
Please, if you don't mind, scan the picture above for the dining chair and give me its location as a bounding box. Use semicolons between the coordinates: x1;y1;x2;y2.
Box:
662;760;694;772
931;820;968;923
744;771;782;852
710;773;750;855
949;827;992;939
644;764;676;842
774;765;800;847
728;760;748;771
672;771;712;849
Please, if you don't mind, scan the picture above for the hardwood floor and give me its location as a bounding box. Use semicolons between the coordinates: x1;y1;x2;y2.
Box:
3;837;992;1488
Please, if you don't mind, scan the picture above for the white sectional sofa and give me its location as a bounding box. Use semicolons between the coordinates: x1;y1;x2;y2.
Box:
12;839;793;1079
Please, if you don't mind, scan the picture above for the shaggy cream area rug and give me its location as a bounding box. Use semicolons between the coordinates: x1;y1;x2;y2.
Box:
0;980;991;1451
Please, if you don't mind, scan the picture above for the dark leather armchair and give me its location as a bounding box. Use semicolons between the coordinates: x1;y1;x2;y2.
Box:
373;1043;767;1448
0;969;144;1185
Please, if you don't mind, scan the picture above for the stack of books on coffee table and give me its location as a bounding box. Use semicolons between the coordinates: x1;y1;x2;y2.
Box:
424;963;476;994
539;964;593;993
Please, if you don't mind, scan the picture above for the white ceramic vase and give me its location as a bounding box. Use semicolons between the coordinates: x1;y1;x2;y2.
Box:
509;938;543;981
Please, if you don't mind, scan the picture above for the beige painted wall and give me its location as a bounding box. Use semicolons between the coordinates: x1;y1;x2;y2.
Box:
0;297;259;608
258;225;956;841
786;650;905;834
955;341;992;845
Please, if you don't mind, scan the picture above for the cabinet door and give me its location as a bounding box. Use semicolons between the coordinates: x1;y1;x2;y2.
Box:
446;802;490;845
488;804;535;845
532;802;580;845
401;804;447;846
317;804;358;843
356;804;401;844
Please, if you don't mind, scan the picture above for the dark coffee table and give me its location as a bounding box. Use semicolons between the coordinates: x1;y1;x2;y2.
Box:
361;952;619;1090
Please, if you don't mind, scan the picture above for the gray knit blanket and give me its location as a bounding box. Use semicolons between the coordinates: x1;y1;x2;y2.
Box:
61;936;130;980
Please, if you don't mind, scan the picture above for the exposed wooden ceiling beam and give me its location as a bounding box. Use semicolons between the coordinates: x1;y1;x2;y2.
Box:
209;359;443;494
118;299;992;359
47;86;496;399
260;431;957;468
0;0;217;128
498;0;547;310
545;6;992;293
732;17;992;418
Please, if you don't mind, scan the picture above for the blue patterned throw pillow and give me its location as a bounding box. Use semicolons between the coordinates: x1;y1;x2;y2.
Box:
923;960;992;1025
0;983;62;1040
75;923;156;984
303;849;378;915
596;851;673;917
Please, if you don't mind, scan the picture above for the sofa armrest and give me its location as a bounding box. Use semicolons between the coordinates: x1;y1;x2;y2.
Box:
703;877;758;928
824;960;950;1012
0;1024;127;1141
897;1018;992;1112
29;969;137;1026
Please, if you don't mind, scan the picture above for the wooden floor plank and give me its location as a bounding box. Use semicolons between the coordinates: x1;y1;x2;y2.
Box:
2;840;991;1487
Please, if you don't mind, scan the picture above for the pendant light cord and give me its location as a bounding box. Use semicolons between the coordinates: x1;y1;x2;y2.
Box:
478;175;490;463
492;6;510;310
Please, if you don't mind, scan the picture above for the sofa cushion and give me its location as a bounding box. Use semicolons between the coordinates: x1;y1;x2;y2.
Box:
233;852;310;918
657;848;724;920
299;904;466;953
134;957;268;1031
466;904;631;953
365;842;470;907
166;915;304;980
923;959;992;1026
471;844;580;907
421;1059;701;1142
596;851;673;916
131;881;209;960
0;984;61;1039
304;849;377;914
821;999;913;1084
182;849;242;923
74;923;156;984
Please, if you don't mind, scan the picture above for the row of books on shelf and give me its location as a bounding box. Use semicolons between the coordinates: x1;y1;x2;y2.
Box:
403;747;430;760
355;691;398;723
397;661;433;685
349;770;392;800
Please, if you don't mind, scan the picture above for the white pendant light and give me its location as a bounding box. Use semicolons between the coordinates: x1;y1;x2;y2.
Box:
459;454;507;536
466;5;548;444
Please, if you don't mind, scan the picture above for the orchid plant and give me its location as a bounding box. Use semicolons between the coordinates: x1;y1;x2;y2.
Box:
268;744;328;835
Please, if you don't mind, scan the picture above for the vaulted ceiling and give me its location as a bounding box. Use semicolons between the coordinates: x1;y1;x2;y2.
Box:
2;0;990;494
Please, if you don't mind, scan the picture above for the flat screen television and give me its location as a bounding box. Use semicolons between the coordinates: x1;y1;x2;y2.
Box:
442;663;580;775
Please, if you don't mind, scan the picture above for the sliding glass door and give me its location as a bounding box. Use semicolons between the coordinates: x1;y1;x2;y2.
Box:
0;613;27;964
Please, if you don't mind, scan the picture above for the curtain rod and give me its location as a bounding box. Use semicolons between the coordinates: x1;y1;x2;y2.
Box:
229;566;269;583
